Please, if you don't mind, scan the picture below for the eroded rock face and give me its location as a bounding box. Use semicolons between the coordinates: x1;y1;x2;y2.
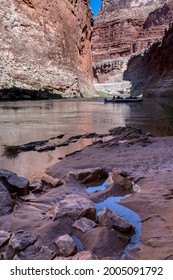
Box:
0;0;94;97
125;15;173;96
92;0;173;95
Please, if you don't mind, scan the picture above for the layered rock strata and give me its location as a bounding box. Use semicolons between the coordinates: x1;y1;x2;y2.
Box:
124;22;173;96
0;0;94;98
92;0;173;95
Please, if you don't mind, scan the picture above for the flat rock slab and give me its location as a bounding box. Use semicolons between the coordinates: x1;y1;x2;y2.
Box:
98;207;134;232
53;194;96;220
55;234;77;257
0;168;29;195
0;182;14;216
73;217;96;233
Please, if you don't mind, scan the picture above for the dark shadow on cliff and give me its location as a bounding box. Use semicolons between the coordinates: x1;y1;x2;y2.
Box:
0;87;63;101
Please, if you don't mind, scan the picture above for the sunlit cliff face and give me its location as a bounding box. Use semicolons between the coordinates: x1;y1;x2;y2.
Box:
100;0;167;13
0;0;94;96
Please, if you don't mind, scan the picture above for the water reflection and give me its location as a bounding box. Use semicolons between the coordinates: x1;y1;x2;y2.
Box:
0;97;172;179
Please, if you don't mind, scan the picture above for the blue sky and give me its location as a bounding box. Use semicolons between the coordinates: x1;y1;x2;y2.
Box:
90;0;102;17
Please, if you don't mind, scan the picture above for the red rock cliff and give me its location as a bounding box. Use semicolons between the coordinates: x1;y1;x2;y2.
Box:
125;18;173;96
92;0;173;95
0;0;94;97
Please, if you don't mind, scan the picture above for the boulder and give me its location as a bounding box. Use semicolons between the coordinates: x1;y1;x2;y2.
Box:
0;182;14;216
9;231;37;251
0;230;11;247
98;207;134;232
73;217;96;233
69;251;98;260
0;168;29;195
53;195;96;221
41;174;63;188
68;167;108;184
55;234;77;257
112;169;133;191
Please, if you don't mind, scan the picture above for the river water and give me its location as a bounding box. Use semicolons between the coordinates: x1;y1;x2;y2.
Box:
0;97;173;179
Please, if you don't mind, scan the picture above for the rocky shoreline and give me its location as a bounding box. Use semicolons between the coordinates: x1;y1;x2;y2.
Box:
0;87;63;101
1;127;173;260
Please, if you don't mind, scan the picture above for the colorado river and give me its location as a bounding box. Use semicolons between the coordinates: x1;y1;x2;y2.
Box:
0;97;173;179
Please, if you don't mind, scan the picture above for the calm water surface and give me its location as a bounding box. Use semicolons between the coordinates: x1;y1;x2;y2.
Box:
0;97;173;179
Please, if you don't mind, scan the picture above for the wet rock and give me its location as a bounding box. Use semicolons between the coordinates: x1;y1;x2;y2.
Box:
53;195;96;220
35;143;56;152
73;217;96;233
55;234;77;257
98;207;134;232
0;168;29;195
69;251;98;260
41;174;63;188
0;182;14;216
0;230;11;247
112;169;133;191
68;167;108;184
20;140;48;152
9;231;37;251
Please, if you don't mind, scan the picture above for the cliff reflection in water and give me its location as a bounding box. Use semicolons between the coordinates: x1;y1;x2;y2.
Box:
0;97;172;179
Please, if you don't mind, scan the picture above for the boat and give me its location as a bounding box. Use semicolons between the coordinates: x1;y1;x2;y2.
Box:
104;96;143;103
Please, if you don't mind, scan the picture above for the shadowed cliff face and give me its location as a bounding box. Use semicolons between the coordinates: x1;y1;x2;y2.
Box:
92;0;172;95
0;0;94;97
124;20;173;96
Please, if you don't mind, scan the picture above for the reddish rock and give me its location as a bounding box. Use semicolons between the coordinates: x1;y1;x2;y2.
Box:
0;0;94;97
92;0;173;94
125;4;173;96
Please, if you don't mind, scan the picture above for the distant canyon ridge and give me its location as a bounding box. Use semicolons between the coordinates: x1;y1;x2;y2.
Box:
92;0;173;96
1;0;173;98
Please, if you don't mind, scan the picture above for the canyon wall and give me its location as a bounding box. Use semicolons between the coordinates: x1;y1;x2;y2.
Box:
92;0;173;95
124;21;173;96
0;0;94;98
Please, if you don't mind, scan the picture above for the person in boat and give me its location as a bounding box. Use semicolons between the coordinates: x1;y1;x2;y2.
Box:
116;95;123;99
112;95;115;100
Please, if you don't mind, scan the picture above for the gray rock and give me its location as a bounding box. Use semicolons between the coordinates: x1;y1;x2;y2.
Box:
98;207;134;232
0;182;14;216
34;246;55;260
53;194;96;220
0;168;29;195
0;230;11;247
9;231;37;251
55;234;77;257
73;217;96;233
